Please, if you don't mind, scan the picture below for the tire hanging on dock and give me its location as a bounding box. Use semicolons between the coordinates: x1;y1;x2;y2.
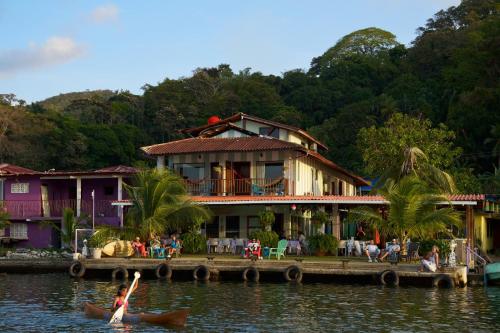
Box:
432;274;454;288
155;263;172;280
69;261;86;278
379;269;399;286
242;266;260;282
193;265;210;281
283;265;303;283
111;267;129;281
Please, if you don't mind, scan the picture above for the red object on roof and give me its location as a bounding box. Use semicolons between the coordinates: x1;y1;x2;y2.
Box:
207;115;221;124
0;163;39;176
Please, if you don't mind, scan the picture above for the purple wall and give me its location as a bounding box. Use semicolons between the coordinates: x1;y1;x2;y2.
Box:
4;176;42;217
7;221;55;248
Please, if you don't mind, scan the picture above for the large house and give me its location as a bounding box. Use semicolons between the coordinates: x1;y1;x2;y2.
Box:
0;164;135;248
140;112;499;258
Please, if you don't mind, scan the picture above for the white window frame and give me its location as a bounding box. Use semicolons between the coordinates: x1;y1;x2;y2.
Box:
10;223;28;239
11;182;29;194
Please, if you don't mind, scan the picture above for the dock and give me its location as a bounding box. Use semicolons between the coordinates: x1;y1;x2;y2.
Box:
0;257;469;287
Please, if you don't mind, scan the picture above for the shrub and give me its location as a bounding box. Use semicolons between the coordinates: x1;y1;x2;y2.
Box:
258;210;275;231
249;230;279;248
181;232;207;254
308;234;338;255
418;239;451;258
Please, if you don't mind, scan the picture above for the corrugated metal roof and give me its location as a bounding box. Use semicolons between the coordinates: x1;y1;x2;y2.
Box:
141;136;304;155
0;164;40;176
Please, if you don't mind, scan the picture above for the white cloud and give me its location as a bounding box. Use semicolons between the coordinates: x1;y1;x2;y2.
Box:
0;37;85;78
90;4;119;24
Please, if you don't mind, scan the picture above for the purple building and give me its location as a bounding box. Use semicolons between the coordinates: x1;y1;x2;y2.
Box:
0;164;136;248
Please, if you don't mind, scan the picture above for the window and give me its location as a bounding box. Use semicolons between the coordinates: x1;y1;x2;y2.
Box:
264;162;284;179
174;163;205;180
259;127;279;138
247;216;261;235
338;181;344;196
10;223;28;239
206;216;219;238
226;216;240;238
11;183;29;194
104;186;114;196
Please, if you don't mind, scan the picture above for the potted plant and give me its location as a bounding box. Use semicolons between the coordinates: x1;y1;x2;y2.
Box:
88;230;108;259
311;210;329;231
258;210;275;232
308;234;338;256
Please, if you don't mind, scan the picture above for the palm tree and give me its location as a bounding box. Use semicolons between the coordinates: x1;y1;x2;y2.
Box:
377;147;456;194
41;208;88;249
115;169;211;240
349;176;462;251
0;209;10;230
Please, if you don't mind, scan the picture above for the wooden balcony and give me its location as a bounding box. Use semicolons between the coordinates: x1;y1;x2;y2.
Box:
1;199;117;219
183;178;289;196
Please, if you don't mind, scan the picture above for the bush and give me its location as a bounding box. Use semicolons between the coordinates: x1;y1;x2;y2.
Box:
308;234;338;255
418;239;451;258
258;210;275;230
249;230;279;248
181;232;207;254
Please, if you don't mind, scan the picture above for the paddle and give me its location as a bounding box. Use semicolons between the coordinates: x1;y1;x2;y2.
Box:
109;271;141;324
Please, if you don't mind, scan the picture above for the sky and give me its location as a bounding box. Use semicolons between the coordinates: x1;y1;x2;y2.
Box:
0;0;460;103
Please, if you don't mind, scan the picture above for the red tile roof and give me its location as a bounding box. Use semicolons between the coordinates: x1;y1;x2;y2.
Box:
0;164;40;176
449;194;485;201
94;165;138;174
141;136;305;155
179;112;328;150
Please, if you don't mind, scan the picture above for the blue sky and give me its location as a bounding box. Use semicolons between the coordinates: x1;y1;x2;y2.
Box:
0;0;460;103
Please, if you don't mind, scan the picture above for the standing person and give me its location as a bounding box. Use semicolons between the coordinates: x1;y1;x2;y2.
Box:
111;280;138;314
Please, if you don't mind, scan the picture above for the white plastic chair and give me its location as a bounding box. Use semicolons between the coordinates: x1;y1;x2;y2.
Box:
208;238;219;254
218;238;231;253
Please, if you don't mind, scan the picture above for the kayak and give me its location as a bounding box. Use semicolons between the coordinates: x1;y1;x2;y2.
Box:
84;302;189;327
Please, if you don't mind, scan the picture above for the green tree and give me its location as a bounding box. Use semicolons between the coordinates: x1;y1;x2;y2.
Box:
123;169;211;240
349;176;462;251
357;113;461;177
41;208;88;249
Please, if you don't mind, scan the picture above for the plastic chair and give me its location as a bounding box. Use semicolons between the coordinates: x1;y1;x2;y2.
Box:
268;239;288;260
208;238;219;254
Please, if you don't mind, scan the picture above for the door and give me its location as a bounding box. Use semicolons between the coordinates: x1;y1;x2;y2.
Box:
233;162;251;195
211;162;222;196
272;213;284;238
41;185;50;217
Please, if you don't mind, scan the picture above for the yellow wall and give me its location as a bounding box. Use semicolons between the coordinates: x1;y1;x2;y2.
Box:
475;215;494;253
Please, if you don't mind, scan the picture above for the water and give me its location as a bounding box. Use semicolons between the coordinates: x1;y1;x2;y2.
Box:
0;274;499;332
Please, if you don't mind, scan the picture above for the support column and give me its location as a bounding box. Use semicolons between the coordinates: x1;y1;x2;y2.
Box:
76;177;81;217
466;206;475;269
284;209;292;238
332;204;340;240
156;156;165;170
117;176;123;228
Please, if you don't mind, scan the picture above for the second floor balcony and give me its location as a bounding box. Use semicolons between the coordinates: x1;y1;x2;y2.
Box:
2;199;118;219
183;178;289;196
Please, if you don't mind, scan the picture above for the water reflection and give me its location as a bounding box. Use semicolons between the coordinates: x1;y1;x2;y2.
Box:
0;274;499;332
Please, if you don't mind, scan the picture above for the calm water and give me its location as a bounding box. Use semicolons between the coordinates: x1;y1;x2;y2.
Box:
0;274;499;332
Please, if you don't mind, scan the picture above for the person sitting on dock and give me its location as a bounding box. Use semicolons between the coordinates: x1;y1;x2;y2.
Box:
430;245;440;269
419;252;437;272
365;240;380;262
380;239;401;262
132;237;147;257
112;280;138;314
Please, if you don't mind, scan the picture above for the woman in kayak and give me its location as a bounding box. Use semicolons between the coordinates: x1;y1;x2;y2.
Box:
112;280;138;314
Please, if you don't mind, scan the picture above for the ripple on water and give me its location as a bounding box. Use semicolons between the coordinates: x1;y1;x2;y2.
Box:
0;274;499;332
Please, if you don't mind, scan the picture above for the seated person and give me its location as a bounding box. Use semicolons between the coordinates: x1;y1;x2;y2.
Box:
380;239;401;261
365;240;380;262
150;236;162;257
131;237;147;257
244;239;261;258
168;235;179;257
419;252;437;272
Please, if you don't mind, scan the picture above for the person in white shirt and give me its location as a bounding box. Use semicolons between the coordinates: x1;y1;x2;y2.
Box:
380;239;401;261
365;240;380;262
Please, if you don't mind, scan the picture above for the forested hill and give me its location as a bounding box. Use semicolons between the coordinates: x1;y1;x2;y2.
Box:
0;0;498;193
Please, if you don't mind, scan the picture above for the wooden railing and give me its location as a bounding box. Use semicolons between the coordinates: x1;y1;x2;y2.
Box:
183;178;289;196
1;199;117;219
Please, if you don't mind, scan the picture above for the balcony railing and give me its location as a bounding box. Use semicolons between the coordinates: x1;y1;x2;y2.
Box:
1;199;117;219
183;178;289;196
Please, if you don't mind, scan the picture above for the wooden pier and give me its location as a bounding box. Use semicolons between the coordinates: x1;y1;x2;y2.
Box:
0;257;469;287
64;257;468;288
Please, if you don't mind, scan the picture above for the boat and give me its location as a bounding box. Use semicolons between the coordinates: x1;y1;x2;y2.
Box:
84;302;189;327
102;240;135;257
485;262;500;286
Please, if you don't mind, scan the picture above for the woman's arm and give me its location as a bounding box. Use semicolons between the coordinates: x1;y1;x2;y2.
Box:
112;297;119;311
436;253;440;267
